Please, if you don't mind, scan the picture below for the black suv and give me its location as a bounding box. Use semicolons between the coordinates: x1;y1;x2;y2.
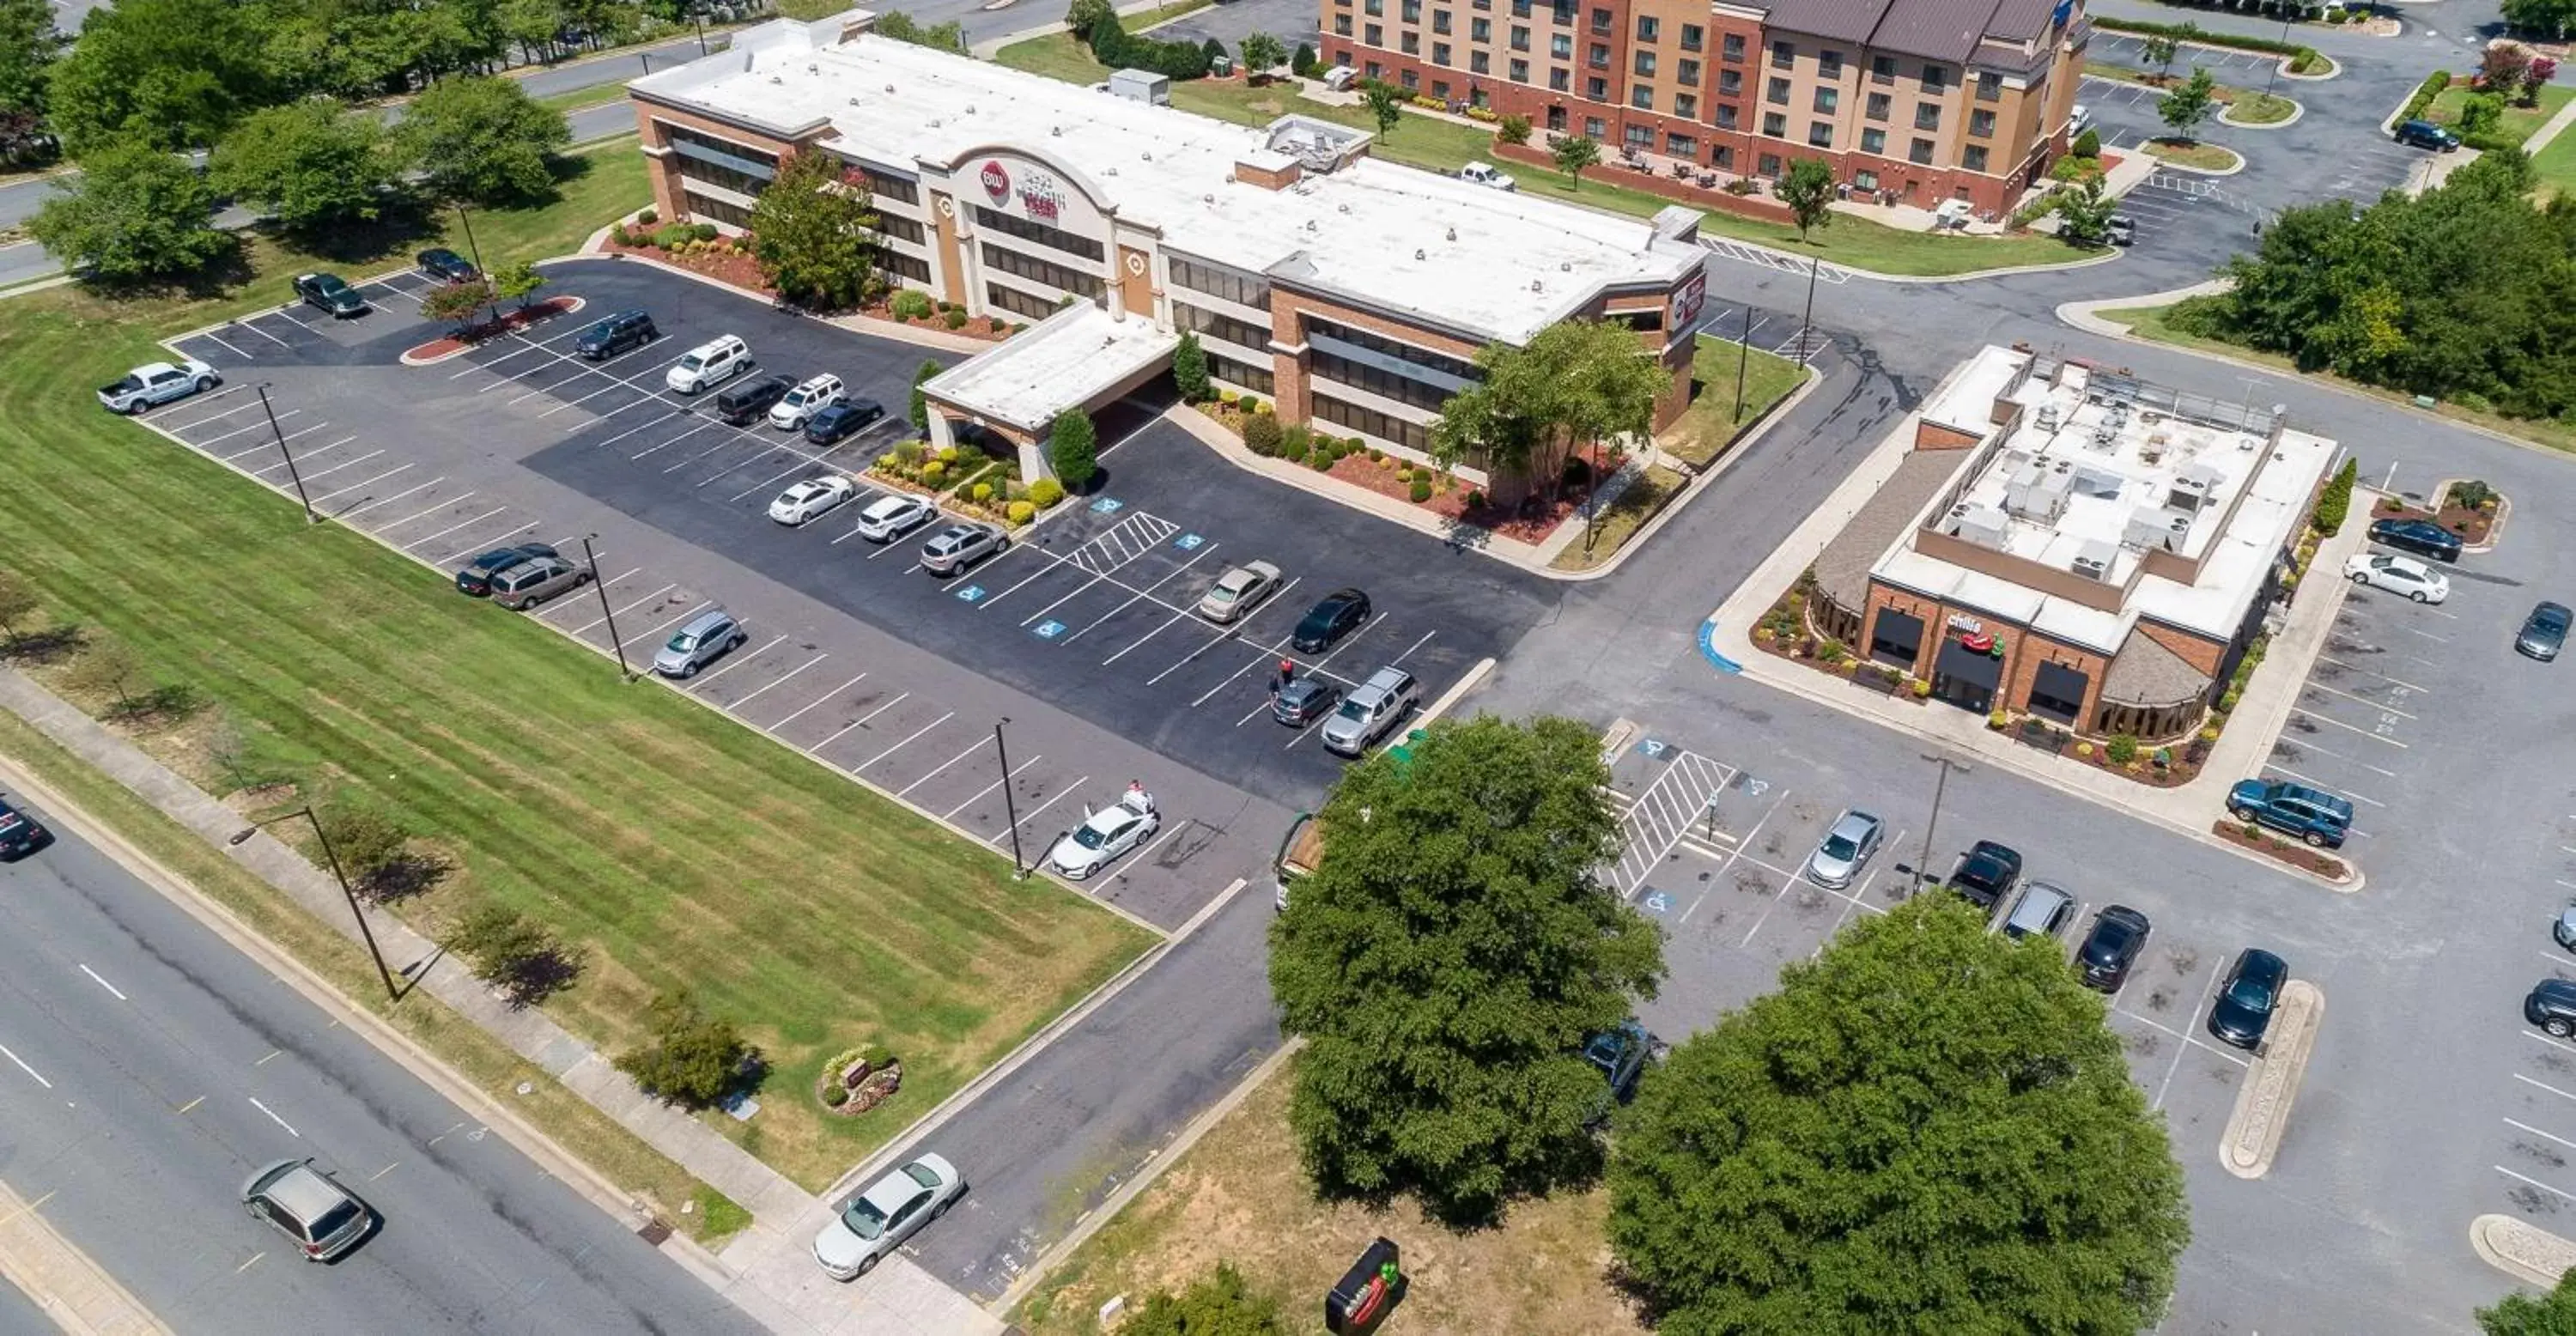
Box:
1943;840;2023;916
2368;516;2462;562
1291;588;1371;653
574;310;657;360
416;248;479;282
454;542;559;596
2077;905;2152;993
715;373;799;426
2530;979;2576;1037
2207;948;2287;1049
0;794;51;861
293;272;369;318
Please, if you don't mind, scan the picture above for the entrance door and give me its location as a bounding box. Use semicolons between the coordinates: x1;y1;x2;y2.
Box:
1932;635;2003;714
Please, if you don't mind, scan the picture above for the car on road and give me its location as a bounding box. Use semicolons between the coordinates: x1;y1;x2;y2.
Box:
2207;947;2288;1048
487;555;590;610
1320;666;1420;757
242;1158;375;1262
2394;118;2460;151
920;522;1006;575
2227;778;2354;849
416;248;479;282
2342;551;2449;604
2105;215;2135;247
769;476;858;526
453;542;559;596
653;608;745;679
1804;809;1883;890
293;271;369;318
1196;560;1282;623
811;1153;963;1280
0;794;50;861
1943;839;2023;916
2529;979;2576;1037
2517;601;2571;662
2367;515;2462;563
769;373;847;429
98;359;219;414
1999;881;2075;941
805;398;884;446
852;493;937;543
574;309;658;360
665;334;753;395
1048;787;1159;880
1271;675;1340;728
715;373;798;426
2075;904;2152;993
1291;587;1371;653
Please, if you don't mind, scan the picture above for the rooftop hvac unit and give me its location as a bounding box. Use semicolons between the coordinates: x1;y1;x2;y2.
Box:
2123;506;2190;552
2071;553;2111;580
2036;404;2061;433
1951;504;2010;550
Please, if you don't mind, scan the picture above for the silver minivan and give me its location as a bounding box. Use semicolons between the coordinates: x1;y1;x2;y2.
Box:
488;556;590;610
1320;666;1419;756
653;608;745;678
2000;881;2076;941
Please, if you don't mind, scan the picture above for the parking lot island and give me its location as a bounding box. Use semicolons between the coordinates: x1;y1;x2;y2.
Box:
2221;978;2324;1178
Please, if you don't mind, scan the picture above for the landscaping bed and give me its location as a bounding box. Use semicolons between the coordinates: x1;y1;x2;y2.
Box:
2374;481;2502;547
404;295;584;360
867;440;1062;530
2139;138;2242;173
2211;819;2353;882
602;217;772;294
1202;398;1600;545
1664;334;1808;470
1550;464;1688;573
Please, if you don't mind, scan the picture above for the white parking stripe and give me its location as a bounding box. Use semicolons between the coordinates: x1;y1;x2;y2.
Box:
993;776;1085;849
1058;541;1224;646
538;568;641;618
622;604;706;651
857;711;956;772
234;319;293;349
2518;1072;2576;1103
336;477;444;521
380;492;475;534
310;463;416;506
271;446;382;482
194;410;297;450
807;692;909;755
691;633;787;687
437;521;540;566
944;754;1042;820
2288;708;2409;748
768;673;868;731
400;505;511;550
570;583;675;636
2497;1165;2576;1204
896;736;988;798
727;653;829;709
2300;678;2417;720
228;424;342;465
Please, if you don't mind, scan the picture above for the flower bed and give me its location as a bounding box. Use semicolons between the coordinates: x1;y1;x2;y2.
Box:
869;289;1015;341
402;295;583;361
867;441;1060;528
2376;481;2501;546
1200;396;1608;544
2211;819;2352;882
816;1044;904;1117
602;221;773;295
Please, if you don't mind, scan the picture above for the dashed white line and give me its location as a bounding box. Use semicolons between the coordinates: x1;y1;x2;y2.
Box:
248;1096;301;1138
77;965;127;1001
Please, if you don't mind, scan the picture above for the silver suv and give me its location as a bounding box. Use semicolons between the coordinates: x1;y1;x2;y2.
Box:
1320;666;1419;756
242;1158;374;1261
653;608;745;678
488;555;590;610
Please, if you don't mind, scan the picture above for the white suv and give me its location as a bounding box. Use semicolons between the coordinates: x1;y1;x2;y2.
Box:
665;335;752;394
769;373;847;429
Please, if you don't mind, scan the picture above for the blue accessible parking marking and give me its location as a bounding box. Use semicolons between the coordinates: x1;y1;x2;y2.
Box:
1174;533;1205;550
955;584;987;604
1642;890;1673;915
1639;738;1670;759
1033;620;1067;639
1090;496;1124;514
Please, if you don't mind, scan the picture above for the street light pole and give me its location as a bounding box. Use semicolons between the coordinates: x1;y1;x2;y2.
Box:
1913;751;1967;894
1793;253;1822;366
451;203;496;325
580;534;634;681
2262;14;2292;99
257;384;317;524
228;808;400;1003
993;719;1026;877
694;17;708;55
1733;299;1754;422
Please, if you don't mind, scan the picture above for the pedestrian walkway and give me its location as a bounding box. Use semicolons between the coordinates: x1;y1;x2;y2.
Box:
0;1175;168;1335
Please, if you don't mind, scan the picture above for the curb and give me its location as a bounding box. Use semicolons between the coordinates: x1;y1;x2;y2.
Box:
2427;477;2509;554
2139;142;2247;177
397;295;589;367
2220;978;2324;1178
2094;25;2342;82
2473;1213;2576;1289
1548;362;1825;581
0;1173;171;1335
2218;95;2306;130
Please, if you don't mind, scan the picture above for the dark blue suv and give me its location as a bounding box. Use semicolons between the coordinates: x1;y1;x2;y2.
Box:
2227;779;2354;849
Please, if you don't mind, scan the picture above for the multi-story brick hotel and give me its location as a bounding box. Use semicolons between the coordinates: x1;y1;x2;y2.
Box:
1327;0;2089;213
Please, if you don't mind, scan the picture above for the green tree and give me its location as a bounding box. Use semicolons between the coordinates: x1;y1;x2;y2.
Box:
28;141;230;282
1048;409;1098;490
1065;0;1115;42
421;278;495;330
2142;33;2179;82
2312;456;2358;534
210;101;402;234
1239;32;1285;78
1608;896;2189;1335
45;0;270;154
2071;125;2102;158
1270;714;1663;1225
1361;78;1403;137
1549;131;1601;190
2158;66;2218;141
748;149;879;310
493;259;547;309
314;802;410;891
1291;41;1320;78
1124;1264;1283;1336
1498;112;1532;145
615;991;758;1109
908;357;943;427
446;904;574;1005
2054;173;2118;246
1172;330;1211;403
2503;0;2576;39
63;638;148;716
1431;319;1667;500
2482;1270;2576;1335
0;0;64;163
0;568;36;653
2460;91;2506;136
398;74;569;204
1775;156;1836;240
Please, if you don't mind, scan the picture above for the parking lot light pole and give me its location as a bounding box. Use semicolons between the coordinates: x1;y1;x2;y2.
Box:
1793;254;1822;366
1913;751;1967;894
228;808;400;1003
1733;301;1754;422
993;719;1026;878
257;383;318;524
580;534;634;681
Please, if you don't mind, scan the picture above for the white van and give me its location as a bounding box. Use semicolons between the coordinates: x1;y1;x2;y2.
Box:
665;335;753;394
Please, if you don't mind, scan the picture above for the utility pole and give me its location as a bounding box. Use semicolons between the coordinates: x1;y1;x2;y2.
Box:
1732;298;1754;421
229;809;400;1003
993;720;1026;877
257;384;317;524
1793;253;1821;366
1913;751;1967;894
581;535;633;681
452;203;496;326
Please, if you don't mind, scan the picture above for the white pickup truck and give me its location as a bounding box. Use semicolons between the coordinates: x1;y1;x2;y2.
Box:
99;359;219;415
1459;161;1518;191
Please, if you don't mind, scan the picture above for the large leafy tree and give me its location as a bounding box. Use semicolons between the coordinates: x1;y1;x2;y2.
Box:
0;0;63;163
1775;156;1837;240
2505;0;2576;37
397;74;568;204
46;0;272;153
2482;1270;2576;1334
747;149;879;309
28;140;231;282
1607;896;2189;1335
1431;319;1669;501
1269;714;1662;1226
210;100;404;234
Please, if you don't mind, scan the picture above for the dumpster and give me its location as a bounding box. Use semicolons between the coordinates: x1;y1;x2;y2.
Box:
1323;1236;1402;1334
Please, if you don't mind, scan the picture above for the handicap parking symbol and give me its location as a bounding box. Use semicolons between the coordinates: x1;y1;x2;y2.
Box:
1639;738;1669;759
1174;533;1205;551
1090;496;1124;514
1033;620;1066;640
955;584;986;604
1642;890;1673;915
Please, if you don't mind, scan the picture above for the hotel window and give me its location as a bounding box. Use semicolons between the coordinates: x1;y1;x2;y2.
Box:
1969;108;1994;137
1807;121;1833;147
1679;21;1702;50
1315;349;1463;411
1432;41;1449;64
872;214;926;244
1869;54;1895;82
1366;60;1381;76
1587;76;1607;100
1589;42;1607;69
1552;0;1574;23
1633;50;1654;76
1206;354;1274;395
1718;68;1740;94
1908;136;1934;163
682;191;754;228
1722;32;1743;60
985;282;1057;321
973;205;1104;262
1547;105;1567;130
1472;50;1489;72
1757;152;1781;175
1401;32;1418;54
1766;76;1788;104
1860;127;1885;153
1365;0;1380;12
1715;103;1738;128
981;243;1102;298
1313;394;1431;452
1623;122;1652;149
1713;144;1733;167
1550;67;1570;90
1471;16;1488;39
1920;64;1947;92
1812;87;1837;113
1510;57;1528;80
1431;7;1449;30
1174;302;1272;353
1854;167;1878;190
1550;33;1571;58
1510;0;1527;13
1819;50;1841;78
1677;58;1698;84
1364;23;1381;43
1335;14;1351;33
1865;91;1888;120
1963;144;1989;171
1665;131;1697;156
1630;84;1653;110
1169;254;1271;308
1401;68;1419;88
1583;114;1605;137
1634;15;1657;40
879;251;930;283
1589;5;1610;33
858;165;919;205
1913;102;1940;131
1674;92;1696;118
1510;24;1528;48
1471;85;1489;107
677;155;769;197
1432;79;1449;96
1308;317;1483;382
1400;0;1419;19
1762;112;1785;137
1977;70;2001;101
1770;39;1793;68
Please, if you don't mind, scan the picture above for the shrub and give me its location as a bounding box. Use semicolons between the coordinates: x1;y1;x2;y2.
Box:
1291;42;1319;78
1365;446;1384;463
1816;638;1848;665
692;222;719;242
2450;479;2495;511
921;459;946;482
609;223;632;246
823;1084;849;1108
2312;458;2357;535
636;207;659;225
1277;422;1310;458
1007;499;1036;525
1465;489;1486;509
1309;452;1333;471
1049;410;1098;490
1029;477;1066;508
938;445;961;465
1280;437;1309;464
1243;413;1284;456
2071;126;2101;159
893;440;924;466
614;992;757;1110
2105;733;2139;765
943;308;969;329
876;452;899;471
890;289;933;319
2075;741;2094;758
2402;70;2451;123
1498;113;1532;145
971;482;994;503
1408;479;1434;502
1218;387;1241;406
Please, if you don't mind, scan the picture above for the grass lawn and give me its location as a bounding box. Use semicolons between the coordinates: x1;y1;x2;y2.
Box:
1550;463;1687;572
533;84;629;118
2532;119;2576;200
0;145;1157;1192
2428;83;2576;150
993;41;2099;277
2139;137;2242;172
1664;335;1809;468
1010;1059;1647;1335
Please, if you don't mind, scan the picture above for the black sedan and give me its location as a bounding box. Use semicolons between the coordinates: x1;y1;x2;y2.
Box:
2518;601;2570;662
805;398;884;446
454;542;560;596
1291;588;1371;654
0;795;51;861
417;248;479;282
2206;947;2287;1048
1944;839;2023;915
2367;516;2462;563
2076;905;2152;993
2530;979;2576;1037
293;271;369;318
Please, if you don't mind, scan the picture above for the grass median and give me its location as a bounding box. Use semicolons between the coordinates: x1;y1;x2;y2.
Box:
0;146;1158;1192
1666;334;1809;469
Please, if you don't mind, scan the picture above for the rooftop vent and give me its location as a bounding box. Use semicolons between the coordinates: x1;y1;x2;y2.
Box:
1051;125;1061;136
1141;150;1151;161
1530;280;1544;292
769;75;783;84
1203;193;1214;203
1414;249;1425;260
1446;227;1456;241
884;84;895;94
963;104;975;114
1559;261;1571;272
807;63;818;74
1338;203;1351;213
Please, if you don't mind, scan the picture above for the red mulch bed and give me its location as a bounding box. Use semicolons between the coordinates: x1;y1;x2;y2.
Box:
602;239;773;295
404;295;582;360
855;301;1011;342
2211;820;2352;881
2374;493;2498;546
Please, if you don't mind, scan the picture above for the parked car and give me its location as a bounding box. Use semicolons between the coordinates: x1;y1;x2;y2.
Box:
2555;903;2576;952
811;1153;964;1280
487;555;590;610
2517;601;2571;662
1804;809;1884;890
1320;666;1420;757
653;608;745;678
2393;118;2460;151
2367;516;2462;562
665;335;753;395
0;794;51;861
920;522;1006;575
769;373;847;429
1943;839;2024;916
805;398;884;446
453;541;559;596
1583;1018;1654;1121
293;271;368;318
1271;676;1340;728
2227;778;2354;849
1291;587;1370;653
852;493;937;543
241;1158;375;1261
98;359;218;414
1048;787;1159;880
574;309;658;360
2207;947;2288;1048
1998;882;2075;941
714;373;798;426
2076;904;2152;993
2342;551;2449;604
1459;161;1518;191
2529;979;2576;1037
769;476;857;526
2105;215;2136;247
1196;560;1281;623
2069;102;2091;134
416;248;478;282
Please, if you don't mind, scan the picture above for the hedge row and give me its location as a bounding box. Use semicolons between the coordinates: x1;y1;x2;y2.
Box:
2402;70;2452;124
2093;16;2319;67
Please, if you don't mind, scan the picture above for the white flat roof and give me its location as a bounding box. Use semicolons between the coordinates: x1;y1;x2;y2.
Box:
923;303;1177;431
631;15;1702;344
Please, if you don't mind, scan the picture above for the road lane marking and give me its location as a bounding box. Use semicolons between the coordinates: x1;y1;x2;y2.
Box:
768;673;867;731
944;754;1042;821
0;1042;51;1089
247;1096;301;1137
858;711;956;771
76;965;126;1000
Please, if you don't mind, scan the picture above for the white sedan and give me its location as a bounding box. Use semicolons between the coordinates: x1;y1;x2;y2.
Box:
811;1153;964;1280
852;493;938;543
2343;551;2449;604
1048;788;1159;881
769;476;857;526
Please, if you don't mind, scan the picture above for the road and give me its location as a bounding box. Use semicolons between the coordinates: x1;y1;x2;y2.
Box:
0;790;759;1335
